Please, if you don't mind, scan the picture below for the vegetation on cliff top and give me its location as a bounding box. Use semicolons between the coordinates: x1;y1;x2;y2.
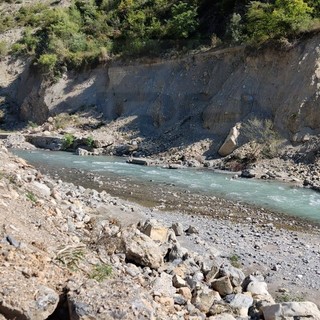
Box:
1;0;320;73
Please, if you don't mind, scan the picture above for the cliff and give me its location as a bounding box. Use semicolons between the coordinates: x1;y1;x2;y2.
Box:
1;33;320;150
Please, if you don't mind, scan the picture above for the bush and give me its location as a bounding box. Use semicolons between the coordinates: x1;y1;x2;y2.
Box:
89;264;112;282
246;0;314;43
37;54;58;73
85;136;94;148
167;2;199;39
62;133;75;150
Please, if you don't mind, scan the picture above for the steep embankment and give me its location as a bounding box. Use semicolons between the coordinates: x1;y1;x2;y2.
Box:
2;33;320;154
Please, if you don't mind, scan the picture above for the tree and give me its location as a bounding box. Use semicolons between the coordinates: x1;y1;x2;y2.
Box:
167;2;199;39
246;0;313;43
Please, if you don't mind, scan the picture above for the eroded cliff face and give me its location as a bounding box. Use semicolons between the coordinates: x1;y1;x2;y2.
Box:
2;33;320;143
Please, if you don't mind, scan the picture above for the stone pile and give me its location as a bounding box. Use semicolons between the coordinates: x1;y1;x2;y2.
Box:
0;141;319;319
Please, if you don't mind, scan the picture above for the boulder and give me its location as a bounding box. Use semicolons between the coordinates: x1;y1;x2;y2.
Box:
173;274;187;288
126;158;151;166
31;181;51;198
262;302;320;320
219;264;245;287
192;287;221;313
211;276;233;296
172;222;184;236
76;148;91;156
229;293;253;317
218;123;241;157
152;272;176;298
140;219;169;243
178;287;192;301
0;285;59;320
241;168;257;178
206;260;223;284
122;228;164;269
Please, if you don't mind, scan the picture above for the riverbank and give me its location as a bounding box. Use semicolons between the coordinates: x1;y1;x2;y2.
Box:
5;110;320;196
19;151;320;305
1;141;319;317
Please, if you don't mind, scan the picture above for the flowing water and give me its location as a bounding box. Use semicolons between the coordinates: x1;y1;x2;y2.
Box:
12;149;320;223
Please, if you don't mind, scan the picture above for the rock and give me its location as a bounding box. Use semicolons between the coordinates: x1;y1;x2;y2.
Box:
152;272;176;297
206;260;223;284
168;244;189;261
229;293;253;317
219;264;245;287
211;276;233;296
140;219;169;243
168;164;183;169
5;235;20;248
178;287;192;301
127;158;151;166
241;168;257;178
209;314;237;320
262;301;320;320
192;287;221;313
122;227;164;269
173;274;187;288
31;181;51;197
0;285;59;320
76;148;91;156
218;123;241;157
172;222;184;236
246;280;269;296
186;225;199;234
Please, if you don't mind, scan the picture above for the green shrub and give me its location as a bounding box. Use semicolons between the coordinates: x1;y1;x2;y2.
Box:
37;54;58;73
26;191;37;204
89;264;112;282
85;136;94;148
246;0;313;43
167;2;199;39
62;133;75;150
55;244;85;270
0;15;15;33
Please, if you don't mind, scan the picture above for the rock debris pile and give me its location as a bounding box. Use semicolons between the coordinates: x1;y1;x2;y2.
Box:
0;141;319;319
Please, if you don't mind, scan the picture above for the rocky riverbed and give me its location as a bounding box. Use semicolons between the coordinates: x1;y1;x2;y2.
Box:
1;140;320;319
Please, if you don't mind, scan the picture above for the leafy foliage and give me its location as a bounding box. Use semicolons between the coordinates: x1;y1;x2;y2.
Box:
89;264;113;282
246;0;314;43
3;0;320;71
62;133;75;150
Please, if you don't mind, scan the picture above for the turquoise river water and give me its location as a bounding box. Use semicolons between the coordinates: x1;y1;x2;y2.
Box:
12;149;320;223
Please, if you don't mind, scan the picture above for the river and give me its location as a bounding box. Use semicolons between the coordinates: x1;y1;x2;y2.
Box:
11;149;320;224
